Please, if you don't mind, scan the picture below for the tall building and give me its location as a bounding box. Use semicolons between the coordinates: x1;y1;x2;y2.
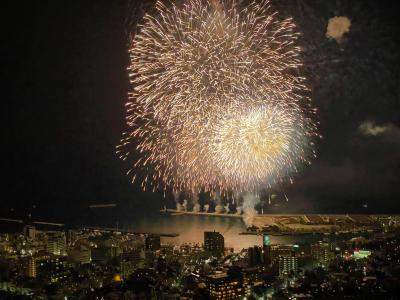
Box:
37;256;70;283
68;245;91;265
271;244;297;263
278;254;298;277
311;241;332;268
242;267;263;296
24;225;36;240
120;249;143;279
26;256;36;278
248;246;262;266
204;231;224;257
262;233;272;265
46;231;66;256
206;272;243;299
145;235;161;251
92;246;119;264
67;229;77;246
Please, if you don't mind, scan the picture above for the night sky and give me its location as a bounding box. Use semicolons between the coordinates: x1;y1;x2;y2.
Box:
3;0;400;220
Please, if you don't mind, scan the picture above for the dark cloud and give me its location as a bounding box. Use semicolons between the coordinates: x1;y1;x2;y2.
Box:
358;121;400;142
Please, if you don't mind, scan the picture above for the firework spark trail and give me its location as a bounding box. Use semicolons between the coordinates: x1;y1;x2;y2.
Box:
117;0;318;195
208;103;310;191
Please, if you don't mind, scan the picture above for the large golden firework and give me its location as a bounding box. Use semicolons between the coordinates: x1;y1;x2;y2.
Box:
117;0;318;194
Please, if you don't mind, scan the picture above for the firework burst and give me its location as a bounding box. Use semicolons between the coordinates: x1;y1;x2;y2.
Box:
117;0;318;194
208;103;311;191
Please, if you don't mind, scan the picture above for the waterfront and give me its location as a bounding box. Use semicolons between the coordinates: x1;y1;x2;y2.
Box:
118;213;337;251
2;210;398;299
1;211;372;252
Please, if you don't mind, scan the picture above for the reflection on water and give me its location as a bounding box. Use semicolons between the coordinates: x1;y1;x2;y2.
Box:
121;214;324;251
0;212;333;252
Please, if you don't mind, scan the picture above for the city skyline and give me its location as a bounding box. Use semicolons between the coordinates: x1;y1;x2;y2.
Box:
2;216;400;298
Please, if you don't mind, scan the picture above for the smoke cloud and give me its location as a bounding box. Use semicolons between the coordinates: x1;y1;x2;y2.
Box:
326;16;351;43
224;204;230;214
215;204;224;213
192;203;201;212
182;199;188;212
242;193;260;227
191;192;200;212
173;191;181;210
359;121;400;137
